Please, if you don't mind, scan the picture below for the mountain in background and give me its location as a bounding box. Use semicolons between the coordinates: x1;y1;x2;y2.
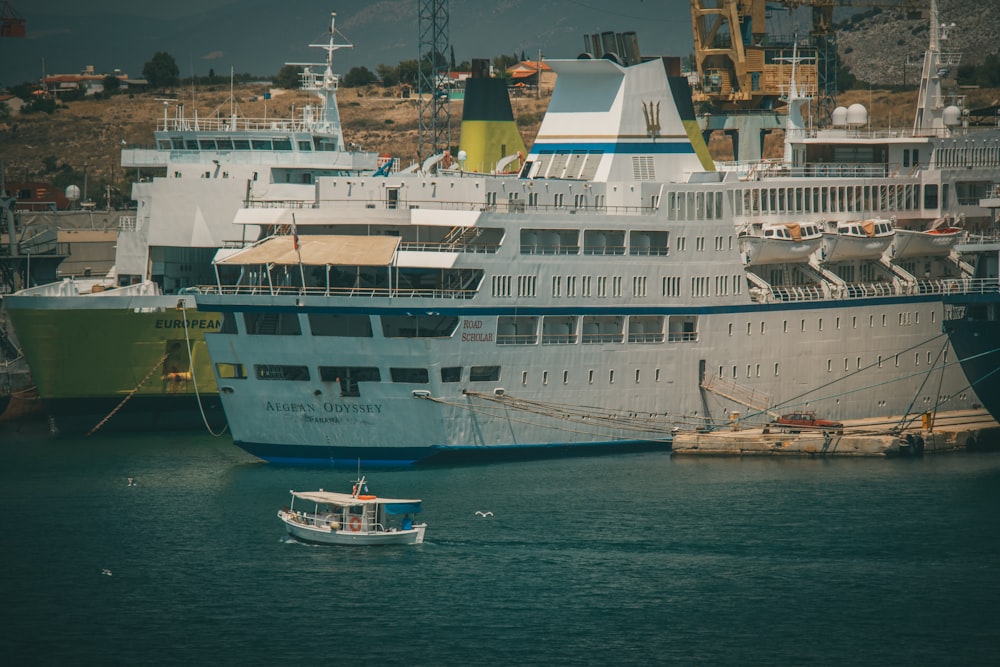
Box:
839;0;1000;86
2;1;993;89
0;0;695;86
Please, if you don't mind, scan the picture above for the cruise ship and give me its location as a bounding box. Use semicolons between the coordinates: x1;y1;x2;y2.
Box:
943;202;1000;423
191;7;1000;465
2;12;378;434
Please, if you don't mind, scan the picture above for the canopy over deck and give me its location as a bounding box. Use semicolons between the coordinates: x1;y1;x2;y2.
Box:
217;235;399;267
290;490;422;513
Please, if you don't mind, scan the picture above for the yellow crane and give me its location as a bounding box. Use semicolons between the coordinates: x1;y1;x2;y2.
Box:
690;0;921;112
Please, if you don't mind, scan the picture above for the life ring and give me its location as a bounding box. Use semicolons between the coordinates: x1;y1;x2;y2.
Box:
348;516;362;532
358;495;376;500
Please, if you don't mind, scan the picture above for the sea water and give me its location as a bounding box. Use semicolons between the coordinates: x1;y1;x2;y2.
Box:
1;421;998;666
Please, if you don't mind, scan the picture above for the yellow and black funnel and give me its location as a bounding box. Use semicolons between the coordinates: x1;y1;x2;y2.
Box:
458;59;527;174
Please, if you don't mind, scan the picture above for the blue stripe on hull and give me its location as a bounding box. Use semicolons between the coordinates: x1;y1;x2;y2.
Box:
235;439;671;467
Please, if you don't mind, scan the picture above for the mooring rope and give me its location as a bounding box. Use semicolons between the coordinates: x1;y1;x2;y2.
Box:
87;352;170;436
181;300;229;437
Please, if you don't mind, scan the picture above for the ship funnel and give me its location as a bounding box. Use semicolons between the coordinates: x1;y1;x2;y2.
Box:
456;58;527;174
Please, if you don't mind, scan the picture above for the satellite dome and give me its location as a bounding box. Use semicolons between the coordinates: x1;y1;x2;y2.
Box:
943;105;962;126
831;106;848;127
65;184;81;201
846;103;868;127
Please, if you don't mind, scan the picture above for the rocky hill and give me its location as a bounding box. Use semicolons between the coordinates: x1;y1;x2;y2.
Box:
838;0;1000;86
3;0;999;199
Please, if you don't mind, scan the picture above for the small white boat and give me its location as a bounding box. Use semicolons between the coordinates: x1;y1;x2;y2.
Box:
820;218;895;263
890;221;964;259
278;477;426;546
740;221;823;265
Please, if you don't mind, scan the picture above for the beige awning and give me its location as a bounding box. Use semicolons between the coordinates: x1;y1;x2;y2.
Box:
216;235;400;267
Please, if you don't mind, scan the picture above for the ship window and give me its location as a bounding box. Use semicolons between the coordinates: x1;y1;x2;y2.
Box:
308;314;373;337
588;370;594;384
219;312;238;334
244;312;302;335
254;364;309;381
522;371;528;385
215;362;246;379
216;138;233;150
563;370;569;384
381;315;459;338
234;139;251;150
252;139;272;150
185;139;198;150
272;138;293;150
319;366;381;396
441;367;462;382
470;366;500;382
314;138;338;151
298;141;312;151
390;368;429;383
199;139;217;150
923;184;938;209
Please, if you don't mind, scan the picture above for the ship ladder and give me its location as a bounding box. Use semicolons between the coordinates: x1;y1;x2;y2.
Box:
87;352;170;436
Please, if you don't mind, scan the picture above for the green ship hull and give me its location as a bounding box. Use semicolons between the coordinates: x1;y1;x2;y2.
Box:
3;295;226;434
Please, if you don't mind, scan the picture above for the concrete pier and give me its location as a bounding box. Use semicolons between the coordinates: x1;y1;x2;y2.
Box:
672;409;1000;457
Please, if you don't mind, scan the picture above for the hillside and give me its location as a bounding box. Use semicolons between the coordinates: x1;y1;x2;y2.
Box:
839;0;1000;86
0;85;549;203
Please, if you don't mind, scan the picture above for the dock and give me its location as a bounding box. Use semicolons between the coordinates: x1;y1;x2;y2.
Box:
672;409;1000;457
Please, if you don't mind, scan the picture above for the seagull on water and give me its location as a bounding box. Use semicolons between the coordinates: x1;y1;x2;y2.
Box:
475;511;494;517
102;568;113;576
127;477;135;487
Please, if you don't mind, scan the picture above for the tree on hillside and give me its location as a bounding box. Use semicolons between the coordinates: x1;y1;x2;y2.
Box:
398;59;419;86
143;52;180;88
343;66;376;88
376;64;400;87
102;75;121;94
273;65;302;89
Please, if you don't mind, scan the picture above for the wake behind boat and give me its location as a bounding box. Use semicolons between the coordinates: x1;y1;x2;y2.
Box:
278;477;426;546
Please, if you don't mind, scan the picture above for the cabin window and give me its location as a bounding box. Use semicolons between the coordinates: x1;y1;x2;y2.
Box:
543;371;549;385
381;315;459;338
255;364;309;381
563;370;569;384
219;312;239;334
589;370;594;384
389;368;429;383
308;314;373;337
244;312;302;336
522;371;528;385
215;363;246;380
441;367;462;383
470;366;501;382
320;367;381;396
923;184;938;209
